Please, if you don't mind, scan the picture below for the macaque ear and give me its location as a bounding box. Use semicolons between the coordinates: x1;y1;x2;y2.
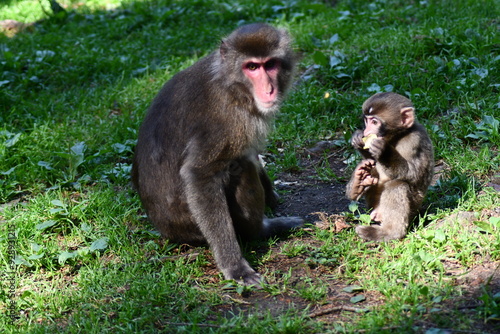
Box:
400;107;415;128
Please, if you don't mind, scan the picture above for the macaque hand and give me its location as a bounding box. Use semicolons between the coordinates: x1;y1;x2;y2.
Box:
367;137;385;160
351;130;365;150
351;159;378;198
357;159;378;185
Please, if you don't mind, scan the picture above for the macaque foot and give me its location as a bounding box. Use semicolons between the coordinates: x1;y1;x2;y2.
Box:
370;209;381;222
356;225;385;241
356;224;406;242
223;263;264;287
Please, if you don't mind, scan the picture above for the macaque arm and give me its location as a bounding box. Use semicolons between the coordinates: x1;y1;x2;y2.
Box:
180;156;258;284
180;161;235;243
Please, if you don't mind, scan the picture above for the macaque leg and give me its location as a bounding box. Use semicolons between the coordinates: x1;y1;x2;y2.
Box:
356;180;411;241
222;159;302;285
258;165;280;209
257;169;303;234
228;158;303;240
226;159;267;240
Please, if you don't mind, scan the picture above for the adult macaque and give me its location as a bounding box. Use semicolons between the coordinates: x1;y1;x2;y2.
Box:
132;23;302;285
346;92;434;241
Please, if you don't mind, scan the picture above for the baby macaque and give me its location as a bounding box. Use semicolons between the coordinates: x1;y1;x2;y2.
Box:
346;92;434;241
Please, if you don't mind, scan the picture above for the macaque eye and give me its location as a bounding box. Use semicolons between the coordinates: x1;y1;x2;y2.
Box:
365;117;379;126
246;63;259;71
264;59;278;70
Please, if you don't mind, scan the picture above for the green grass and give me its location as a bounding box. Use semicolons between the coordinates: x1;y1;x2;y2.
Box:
1;0;499;333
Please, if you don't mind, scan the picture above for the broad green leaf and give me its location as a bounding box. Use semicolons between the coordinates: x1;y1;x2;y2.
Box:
343;285;363;293
38;161;54;170
5;133;21;147
90;237;109;252
367;83;381;93
432;296;443;303
489;217;500;227
350;295;366;303
473;220;493;233
348;201;359;213
434;229;446;242
80;223;92;233
30;242;43;252
329;55;342;67
312;51;328;66
70;141;86;157
14;255;32;267
27;253;45;260
329;33;339;44
35;220;57;230
58;251;77;265
51;199;66;207
1;167;16;175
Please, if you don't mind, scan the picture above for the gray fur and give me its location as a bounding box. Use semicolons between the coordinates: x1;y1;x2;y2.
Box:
132;24;301;285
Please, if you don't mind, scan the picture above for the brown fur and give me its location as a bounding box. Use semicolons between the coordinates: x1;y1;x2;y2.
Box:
131;24;301;285
346;92;434;241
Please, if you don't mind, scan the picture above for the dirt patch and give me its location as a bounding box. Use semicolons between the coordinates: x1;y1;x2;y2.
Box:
274;179;349;221
273;142;352;220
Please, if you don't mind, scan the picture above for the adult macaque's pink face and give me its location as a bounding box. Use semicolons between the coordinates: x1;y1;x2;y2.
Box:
242;58;281;112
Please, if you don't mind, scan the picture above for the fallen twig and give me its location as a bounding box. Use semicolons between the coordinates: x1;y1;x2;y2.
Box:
162;322;234;329
308;305;369;318
153;252;200;263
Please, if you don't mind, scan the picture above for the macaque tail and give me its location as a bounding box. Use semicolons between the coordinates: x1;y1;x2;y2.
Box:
262;217;304;238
